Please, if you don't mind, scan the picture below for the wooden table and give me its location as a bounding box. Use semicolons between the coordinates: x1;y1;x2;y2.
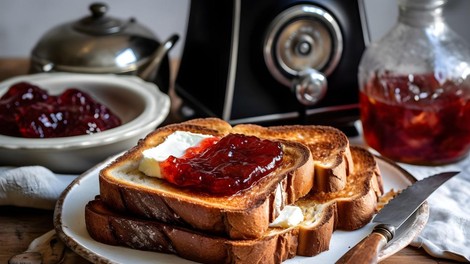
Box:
0;59;460;264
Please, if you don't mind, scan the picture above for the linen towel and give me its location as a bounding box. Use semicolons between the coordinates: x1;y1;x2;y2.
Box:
0;166;76;210
401;161;470;262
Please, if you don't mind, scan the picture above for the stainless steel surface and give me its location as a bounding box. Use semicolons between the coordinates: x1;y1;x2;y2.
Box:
374;171;459;230
73;3;125;35
29;2;178;86
292;68;327;105
31;3;156;72
276;19;331;75
263;4;343;88
222;0;241;121
139;34;179;81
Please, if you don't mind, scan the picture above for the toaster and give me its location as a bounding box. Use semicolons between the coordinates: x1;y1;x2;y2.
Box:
175;0;370;133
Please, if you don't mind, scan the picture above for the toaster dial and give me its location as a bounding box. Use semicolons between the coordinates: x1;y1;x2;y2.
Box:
276;19;331;76
293;68;327;106
264;4;343;105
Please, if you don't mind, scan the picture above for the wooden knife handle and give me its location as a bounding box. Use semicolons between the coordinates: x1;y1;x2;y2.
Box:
336;224;395;264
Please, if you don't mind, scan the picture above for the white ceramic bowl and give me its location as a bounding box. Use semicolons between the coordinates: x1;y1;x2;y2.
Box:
0;73;170;173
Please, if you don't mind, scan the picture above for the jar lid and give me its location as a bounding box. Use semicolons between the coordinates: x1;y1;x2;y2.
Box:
398;0;447;9
31;2;159;73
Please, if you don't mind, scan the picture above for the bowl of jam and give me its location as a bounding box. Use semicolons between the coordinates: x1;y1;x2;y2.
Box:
0;73;170;173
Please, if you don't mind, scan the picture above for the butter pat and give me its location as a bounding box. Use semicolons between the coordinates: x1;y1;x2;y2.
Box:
269;205;304;228
138;131;213;178
273;183;284;216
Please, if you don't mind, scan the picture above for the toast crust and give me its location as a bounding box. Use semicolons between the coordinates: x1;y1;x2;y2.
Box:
232;124;353;192
99;119;315;239
86;146;383;264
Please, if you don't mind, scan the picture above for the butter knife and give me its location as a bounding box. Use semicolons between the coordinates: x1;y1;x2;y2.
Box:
336;171;460;264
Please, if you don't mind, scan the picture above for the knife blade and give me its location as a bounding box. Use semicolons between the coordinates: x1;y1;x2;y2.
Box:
336;171;460;264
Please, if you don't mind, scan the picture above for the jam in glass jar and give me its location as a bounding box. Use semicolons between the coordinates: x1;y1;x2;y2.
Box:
358;0;470;165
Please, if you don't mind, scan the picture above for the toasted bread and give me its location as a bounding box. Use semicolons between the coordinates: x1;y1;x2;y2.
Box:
85;146;383;264
99;118;315;239
232;124;353;192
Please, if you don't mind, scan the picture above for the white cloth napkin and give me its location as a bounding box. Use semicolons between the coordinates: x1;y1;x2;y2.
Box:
0;166;76;210
400;161;470;262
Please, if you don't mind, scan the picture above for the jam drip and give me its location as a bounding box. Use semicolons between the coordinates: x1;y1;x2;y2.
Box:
0;82;121;138
160;134;284;196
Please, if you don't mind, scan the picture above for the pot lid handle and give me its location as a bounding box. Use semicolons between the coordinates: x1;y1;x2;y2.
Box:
73;2;126;35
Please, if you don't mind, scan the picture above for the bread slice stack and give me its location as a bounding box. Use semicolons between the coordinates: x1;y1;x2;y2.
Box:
85;118;384;263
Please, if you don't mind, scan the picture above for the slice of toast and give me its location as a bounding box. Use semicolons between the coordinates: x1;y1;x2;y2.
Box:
85;146;383;264
99;118;315;239
232;124;353;192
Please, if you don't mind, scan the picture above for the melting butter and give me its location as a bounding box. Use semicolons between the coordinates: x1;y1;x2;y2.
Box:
139;131;213;178
269;205;304;228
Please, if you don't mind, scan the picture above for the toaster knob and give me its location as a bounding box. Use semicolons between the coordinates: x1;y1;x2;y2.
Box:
295;34;314;56
293;69;327;105
264;4;342;106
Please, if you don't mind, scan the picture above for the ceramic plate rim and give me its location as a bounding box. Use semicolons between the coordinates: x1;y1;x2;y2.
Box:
53;154;429;263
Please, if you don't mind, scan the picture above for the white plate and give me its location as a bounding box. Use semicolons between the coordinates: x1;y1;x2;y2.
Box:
54;156;429;263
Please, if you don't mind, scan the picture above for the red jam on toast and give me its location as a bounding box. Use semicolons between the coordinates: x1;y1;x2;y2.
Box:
160;133;284;196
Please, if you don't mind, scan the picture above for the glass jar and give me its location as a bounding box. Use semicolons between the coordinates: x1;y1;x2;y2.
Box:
358;0;470;165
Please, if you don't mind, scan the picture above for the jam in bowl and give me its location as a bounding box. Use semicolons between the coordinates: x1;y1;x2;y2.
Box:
0;73;170;173
0;82;121;138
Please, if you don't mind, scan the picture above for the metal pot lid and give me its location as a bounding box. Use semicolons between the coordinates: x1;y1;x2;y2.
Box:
74;2;125;35
31;2;159;72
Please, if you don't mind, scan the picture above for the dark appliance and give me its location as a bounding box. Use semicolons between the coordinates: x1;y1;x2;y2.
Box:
175;0;370;133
